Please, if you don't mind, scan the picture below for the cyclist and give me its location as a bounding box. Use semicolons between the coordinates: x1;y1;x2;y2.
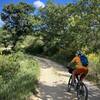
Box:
68;50;88;85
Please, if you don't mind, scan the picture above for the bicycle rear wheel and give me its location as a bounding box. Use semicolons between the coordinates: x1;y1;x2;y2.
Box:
77;82;88;100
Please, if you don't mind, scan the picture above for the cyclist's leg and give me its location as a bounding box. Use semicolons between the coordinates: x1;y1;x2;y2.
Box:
75;67;88;81
71;67;87;85
80;69;88;81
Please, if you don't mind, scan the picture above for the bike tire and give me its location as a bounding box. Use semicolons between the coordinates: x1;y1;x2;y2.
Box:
77;82;88;100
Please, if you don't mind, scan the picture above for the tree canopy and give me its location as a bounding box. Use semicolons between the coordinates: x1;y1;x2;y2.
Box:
38;0;100;56
1;2;35;50
0;0;100;55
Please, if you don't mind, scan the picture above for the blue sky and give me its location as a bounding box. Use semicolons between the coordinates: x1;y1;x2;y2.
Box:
0;0;76;27
0;18;4;27
0;0;76;12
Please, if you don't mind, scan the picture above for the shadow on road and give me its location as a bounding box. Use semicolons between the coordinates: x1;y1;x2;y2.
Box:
87;83;100;100
37;82;100;100
38;82;77;100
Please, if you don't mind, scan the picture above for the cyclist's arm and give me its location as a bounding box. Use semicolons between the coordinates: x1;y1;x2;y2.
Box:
68;57;77;69
68;57;76;66
71;57;76;63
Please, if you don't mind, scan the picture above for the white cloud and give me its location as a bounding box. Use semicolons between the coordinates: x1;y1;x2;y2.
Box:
0;18;4;27
33;0;45;9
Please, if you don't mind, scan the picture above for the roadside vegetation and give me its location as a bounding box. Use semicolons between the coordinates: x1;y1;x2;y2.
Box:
0;51;39;100
0;0;100;99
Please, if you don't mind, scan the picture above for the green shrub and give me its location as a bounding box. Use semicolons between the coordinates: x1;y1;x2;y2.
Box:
25;38;44;55
0;52;40;100
87;53;100;84
50;54;68;66
0;54;20;82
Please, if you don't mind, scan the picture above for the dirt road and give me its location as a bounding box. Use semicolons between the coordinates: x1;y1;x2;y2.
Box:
30;57;100;100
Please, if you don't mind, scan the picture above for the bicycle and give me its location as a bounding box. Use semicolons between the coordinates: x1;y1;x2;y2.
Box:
67;66;88;100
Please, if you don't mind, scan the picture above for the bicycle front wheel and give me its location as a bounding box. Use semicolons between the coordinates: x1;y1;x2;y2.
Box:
77;82;88;100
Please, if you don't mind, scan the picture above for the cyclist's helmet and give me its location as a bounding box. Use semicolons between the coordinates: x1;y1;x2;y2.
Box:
75;50;82;56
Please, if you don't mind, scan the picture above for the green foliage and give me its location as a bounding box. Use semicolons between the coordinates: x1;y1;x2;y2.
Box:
37;0;100;57
0;0;99;95
0;28;3;33
75;0;100;52
0;0;99;56
0;55;19;81
25;36;44;55
86;53;100;84
0;30;11;48
0;52;39;100
50;54;68;66
39;3;76;56
1;2;35;50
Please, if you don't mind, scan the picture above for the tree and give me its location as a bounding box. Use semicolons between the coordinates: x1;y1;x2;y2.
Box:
74;0;100;53
1;2;34;50
39;0;100;56
38;3;79;56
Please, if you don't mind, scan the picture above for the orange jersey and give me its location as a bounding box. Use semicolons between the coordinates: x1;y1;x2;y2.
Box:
71;56;88;79
71;56;82;68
